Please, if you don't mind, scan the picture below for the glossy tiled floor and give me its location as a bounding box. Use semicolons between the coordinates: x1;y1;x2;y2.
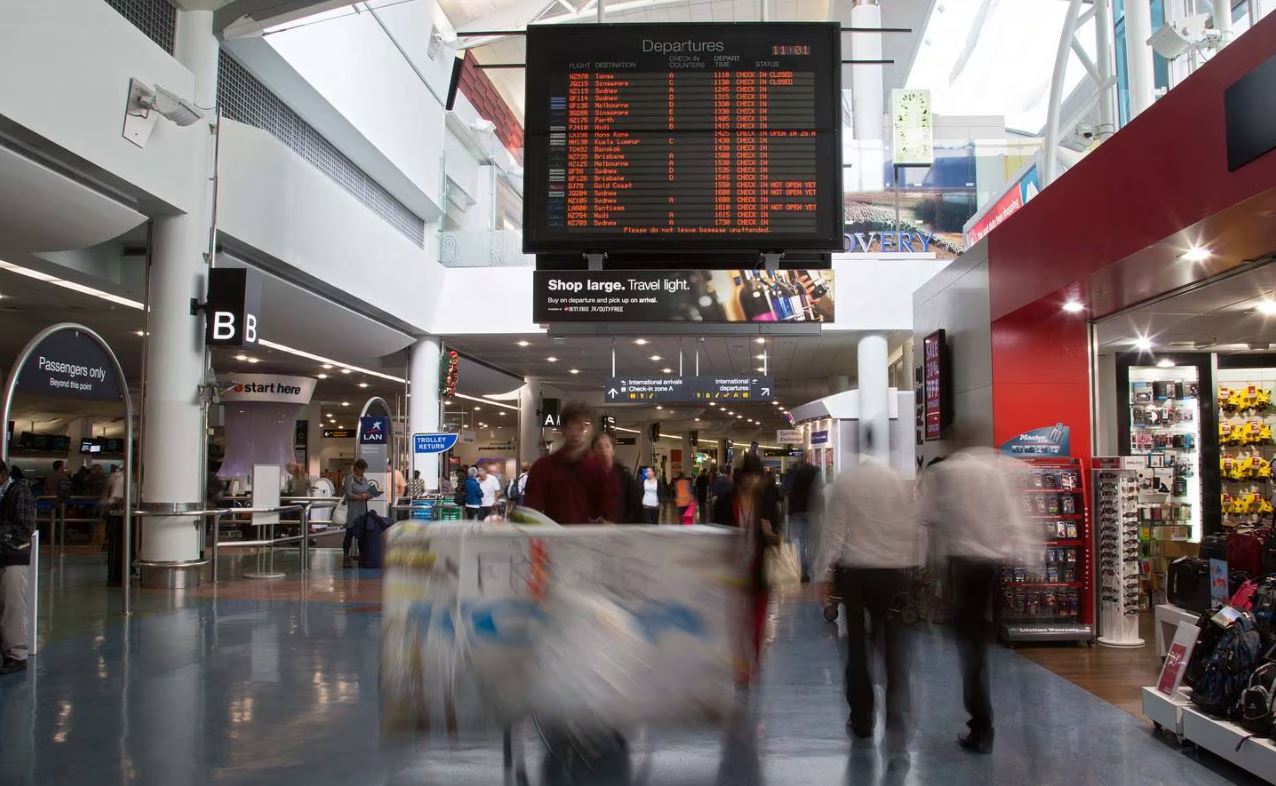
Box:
0;549;1264;785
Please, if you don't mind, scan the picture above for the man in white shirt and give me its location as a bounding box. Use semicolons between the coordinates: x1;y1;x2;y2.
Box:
922;448;1041;754
477;465;503;520
815;454;920;742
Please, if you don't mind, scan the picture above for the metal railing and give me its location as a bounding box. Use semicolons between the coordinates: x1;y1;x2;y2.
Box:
27;529;38;658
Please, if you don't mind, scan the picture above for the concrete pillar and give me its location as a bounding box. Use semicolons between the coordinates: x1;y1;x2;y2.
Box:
1124;0;1156;118
138;9;217;578
305;406;323;479
680;434;694;476
518;377;541;466
407;336;442;489
850;0;885;191
858;333;890;463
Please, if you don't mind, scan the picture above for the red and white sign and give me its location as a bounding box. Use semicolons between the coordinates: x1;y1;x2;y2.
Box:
1156;621;1201;695
966;187;1023;246
220;373;316;405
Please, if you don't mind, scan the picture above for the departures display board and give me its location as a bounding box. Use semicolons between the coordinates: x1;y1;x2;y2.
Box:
523;23;842;253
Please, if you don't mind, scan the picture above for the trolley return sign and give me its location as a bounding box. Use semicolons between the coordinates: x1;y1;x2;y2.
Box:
414;433;459;454
17;328;123;401
605;375;774;404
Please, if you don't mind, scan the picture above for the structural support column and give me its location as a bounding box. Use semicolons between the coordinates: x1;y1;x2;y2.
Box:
857;333;890;463
518;377;541;466
138;9;217;580
305;406;323;479
1124;0;1156;119
681;434;694;477
408;336;442;489
849;0;885;192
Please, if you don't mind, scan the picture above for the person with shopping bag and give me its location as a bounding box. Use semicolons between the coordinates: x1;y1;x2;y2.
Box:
712;454;780;686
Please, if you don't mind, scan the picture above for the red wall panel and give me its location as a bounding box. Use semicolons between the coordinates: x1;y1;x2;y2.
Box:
987;15;1276;322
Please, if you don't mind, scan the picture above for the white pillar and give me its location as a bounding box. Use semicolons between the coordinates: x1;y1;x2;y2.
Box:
850;0;885;192
1124;0;1156;118
138;9;216;573
305;406;323;479
857;333;890;463
407;337;442;489
518;377;541;466
1213;0;1233;47
681;434;694;476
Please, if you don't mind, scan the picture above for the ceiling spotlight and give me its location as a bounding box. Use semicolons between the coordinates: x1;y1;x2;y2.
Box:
358;382;369;388
1133;336;1154;352
134;330;145;337
499;411;507;416
656;405;663;410
473;406;481;411
1062;300;1085;313
246;357;259;364
341;368;352;375
650;355;662;361
757;367;765;372
235;354;247;361
517;340;531;347
1256;299;1276;316
737;415;744;419
754;337;765;345
322;364;333;369
694;417;700;422
634;338;649;346
708;402;716;407
317;373;328;379
1179;246;1211;263
1156;358;1175;368
341;401;350;407
756;354;767;360
546;356;558;362
662;367;673;373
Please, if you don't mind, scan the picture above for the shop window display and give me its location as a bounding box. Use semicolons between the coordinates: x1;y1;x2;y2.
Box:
1217;368;1276;529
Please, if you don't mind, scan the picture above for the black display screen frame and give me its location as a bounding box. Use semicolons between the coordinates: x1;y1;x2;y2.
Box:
523;21;843;255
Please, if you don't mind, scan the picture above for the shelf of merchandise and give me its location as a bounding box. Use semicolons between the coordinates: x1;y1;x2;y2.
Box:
1142;686;1191;738
1217;378;1276;532
999;456;1093;644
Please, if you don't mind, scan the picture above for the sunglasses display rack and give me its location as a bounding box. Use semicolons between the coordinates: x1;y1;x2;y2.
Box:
999;457;1094;644
1093;459;1145;648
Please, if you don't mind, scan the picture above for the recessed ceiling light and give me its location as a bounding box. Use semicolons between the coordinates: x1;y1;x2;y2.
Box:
569;368;580;374
656;405;663;410
1256;299;1276;316
662;367;673;373
322;364;333;369
1133;336;1154;352
708;402;716;407
737;415;744;419
1062;300;1085;313
134;330;145;337
547;356;558;362
650;355;662;361
341;368;352;375
1180;246;1211;263
473;406;481;411
499;411;507;416
1156;358;1175;368
246;357;259;364
634;338;648;346
756;354;767;360
358;382;369;388
755;337;765;345
235;354;247;361
756;366;765;372
317;373;328;379
341;401;350;406
517;340;531;347
694;417;700;422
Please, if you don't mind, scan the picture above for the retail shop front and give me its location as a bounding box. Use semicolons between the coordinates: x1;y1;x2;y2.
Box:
922;14;1276;778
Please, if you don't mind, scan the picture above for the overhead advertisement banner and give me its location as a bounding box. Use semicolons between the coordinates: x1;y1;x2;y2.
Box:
534;270;835;323
605;376;774;404
220;374;316;405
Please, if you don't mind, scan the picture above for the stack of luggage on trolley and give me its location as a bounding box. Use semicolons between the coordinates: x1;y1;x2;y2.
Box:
379;518;745;773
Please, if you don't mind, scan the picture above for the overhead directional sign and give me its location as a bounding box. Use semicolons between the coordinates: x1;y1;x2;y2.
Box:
414;433;459;454
605;375;775;404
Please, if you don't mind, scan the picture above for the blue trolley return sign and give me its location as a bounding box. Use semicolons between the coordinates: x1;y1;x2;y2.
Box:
414;432;459;454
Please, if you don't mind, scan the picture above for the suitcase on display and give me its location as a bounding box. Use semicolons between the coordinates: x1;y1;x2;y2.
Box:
1202;533;1227;562
1167;556;1211;612
1227;528;1270;579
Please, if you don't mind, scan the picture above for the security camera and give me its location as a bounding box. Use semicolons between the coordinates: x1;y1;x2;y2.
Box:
1148;13;1217;59
140;84;204;126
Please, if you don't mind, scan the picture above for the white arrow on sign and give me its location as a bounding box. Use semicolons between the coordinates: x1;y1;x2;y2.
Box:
607;388;618;399
761;387;771;396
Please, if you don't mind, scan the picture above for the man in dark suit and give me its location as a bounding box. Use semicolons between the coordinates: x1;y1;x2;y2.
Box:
0;459;36;675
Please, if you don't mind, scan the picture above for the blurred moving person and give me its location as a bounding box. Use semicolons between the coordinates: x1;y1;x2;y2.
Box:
593;432;643;523
924;448;1040;754
713;454;780;685
640;467;660;525
815;452;920;741
462;467;483;520
695;468;710;523
405;470;425;499
673;471;694;523
476;465;503;520
787;455;822;582
0;459;35;675
342;458;374;564
521;402;609;524
506;463;530;508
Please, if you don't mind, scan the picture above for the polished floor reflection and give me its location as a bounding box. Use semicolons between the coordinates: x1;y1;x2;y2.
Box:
0;550;1263;785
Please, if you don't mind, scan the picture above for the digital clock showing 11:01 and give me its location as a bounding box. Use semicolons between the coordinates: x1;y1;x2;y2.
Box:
522;22;843;254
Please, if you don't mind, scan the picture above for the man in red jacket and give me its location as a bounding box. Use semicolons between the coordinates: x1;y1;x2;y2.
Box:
521;401;610;524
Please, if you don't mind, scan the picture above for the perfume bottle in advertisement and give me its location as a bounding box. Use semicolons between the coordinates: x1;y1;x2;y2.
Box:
737;272;777;322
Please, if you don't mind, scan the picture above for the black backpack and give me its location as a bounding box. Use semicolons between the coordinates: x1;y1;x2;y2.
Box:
1190;611;1264;719
1239;662;1276;736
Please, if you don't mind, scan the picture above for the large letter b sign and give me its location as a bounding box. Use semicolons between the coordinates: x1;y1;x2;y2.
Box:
205;268;261;348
